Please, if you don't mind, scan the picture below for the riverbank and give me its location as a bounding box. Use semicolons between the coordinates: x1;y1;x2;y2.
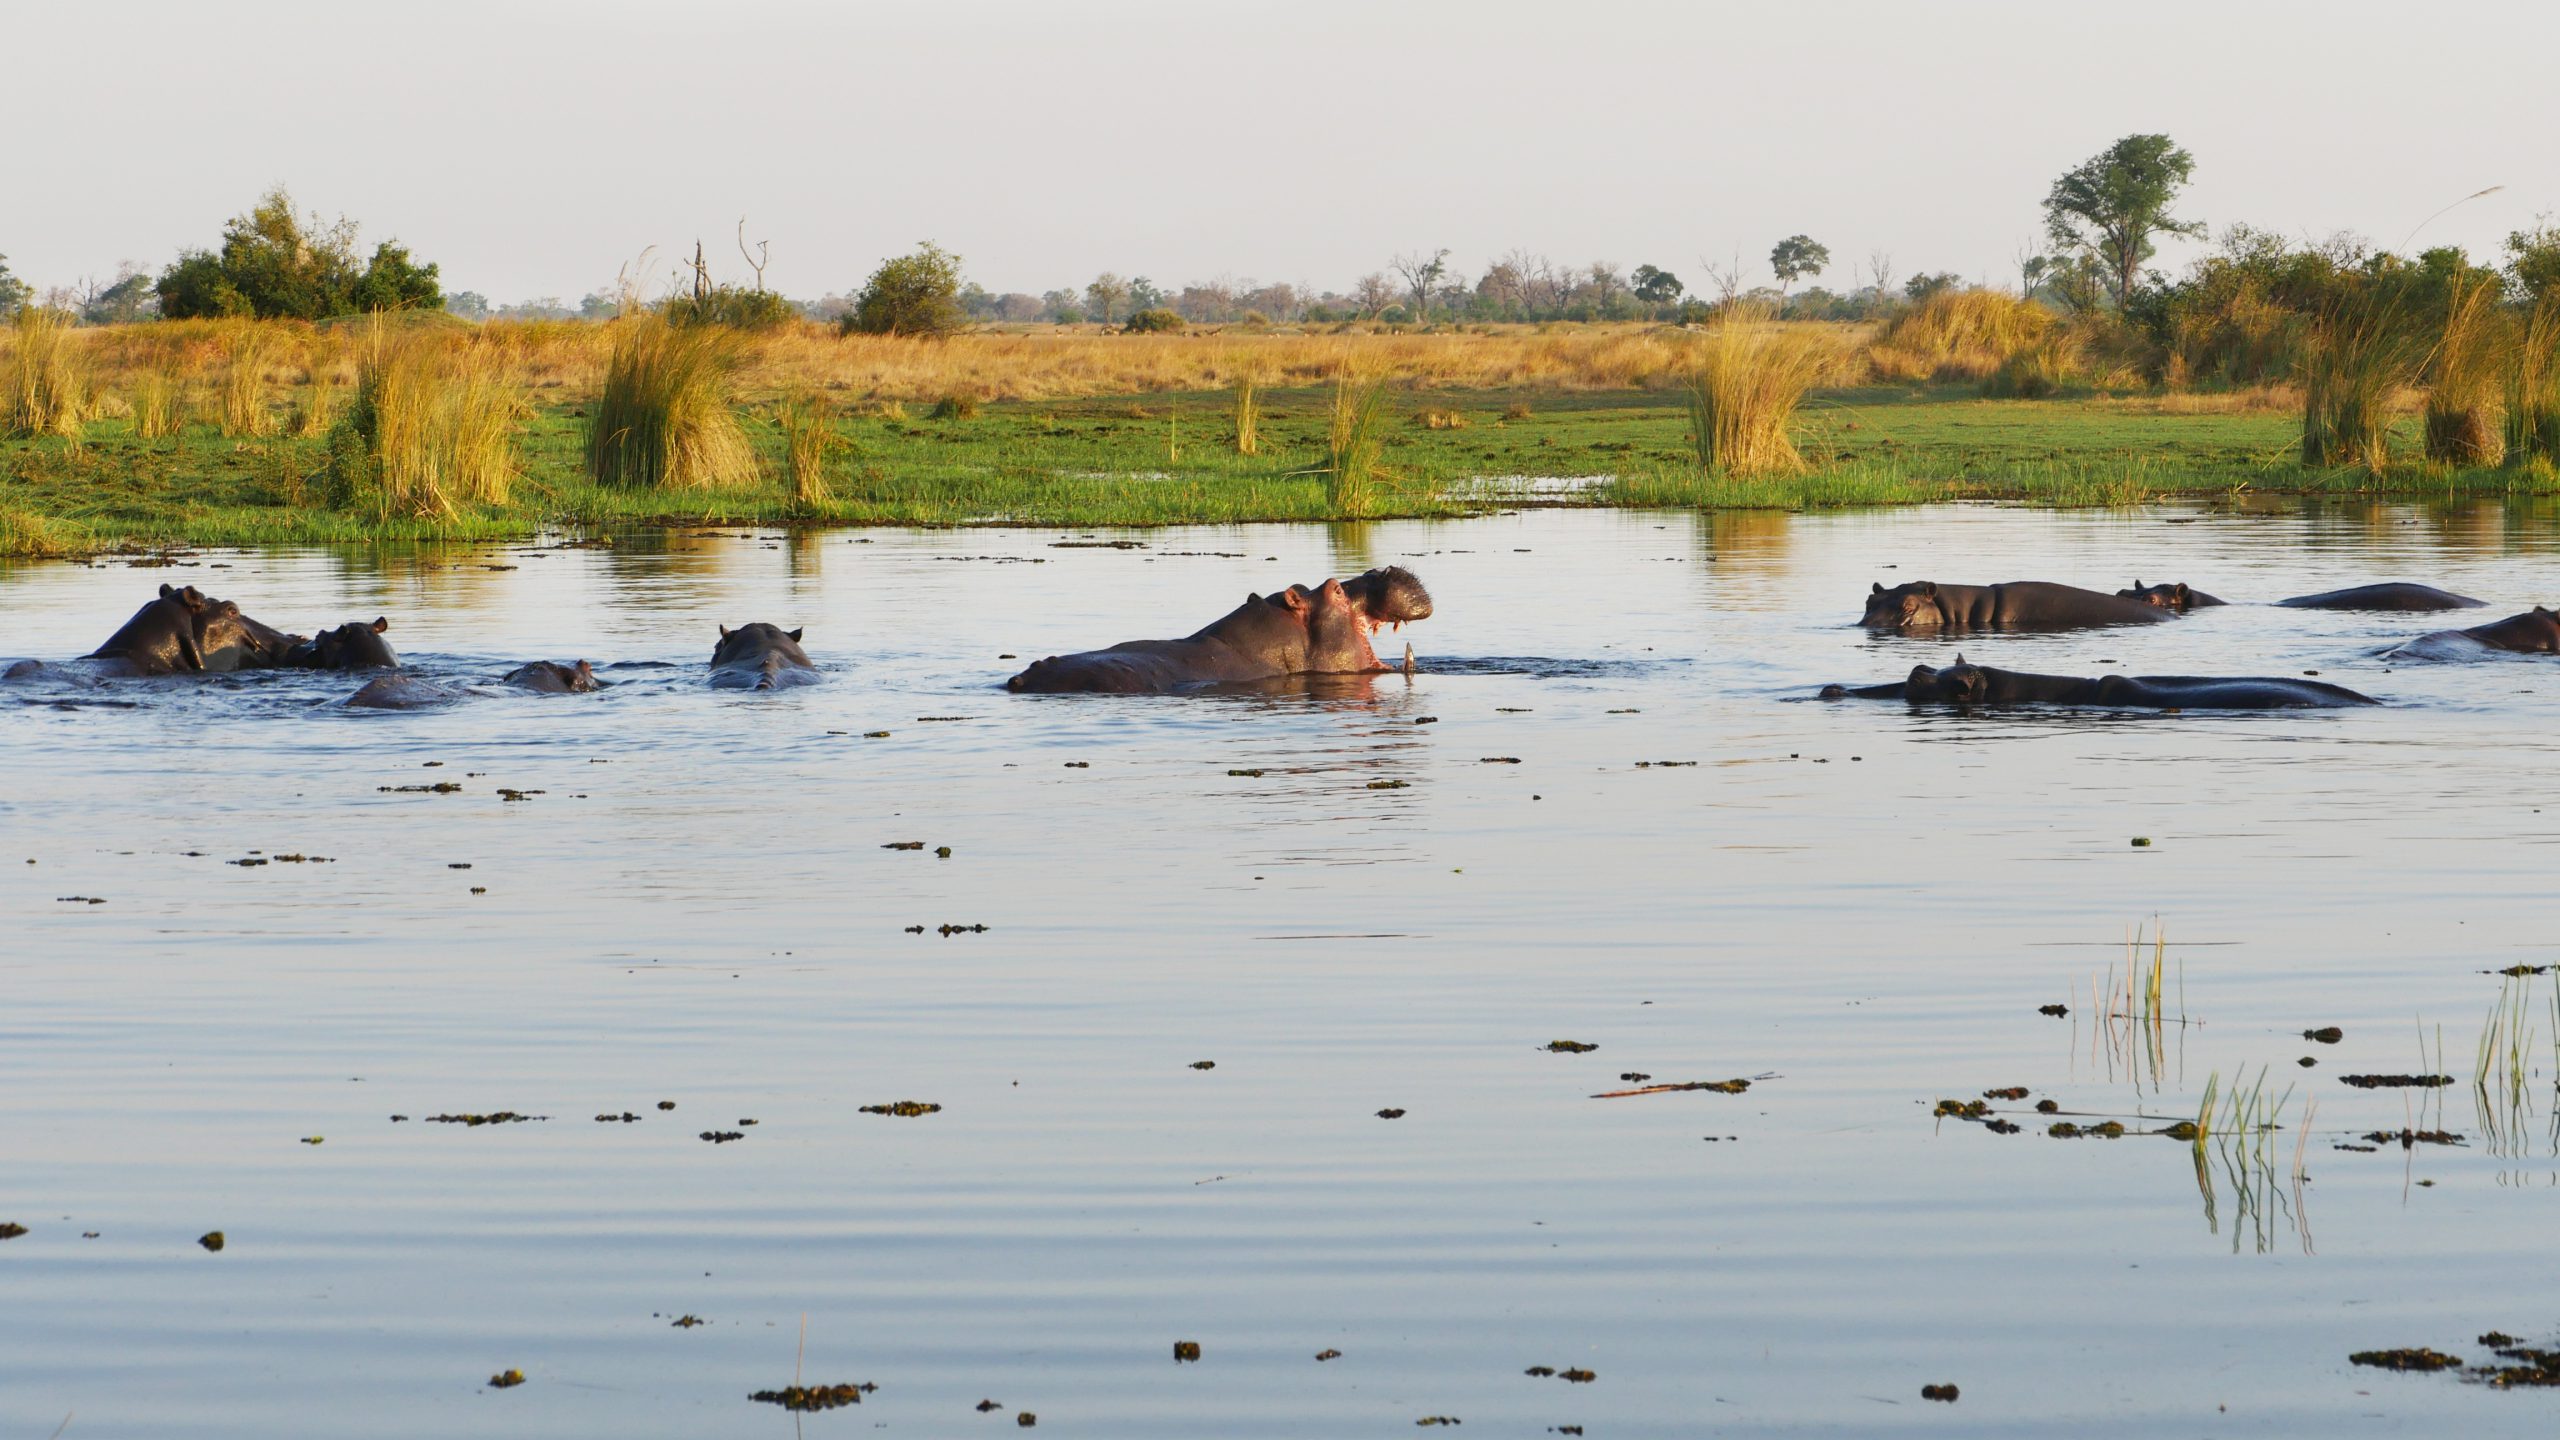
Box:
5;384;2552;557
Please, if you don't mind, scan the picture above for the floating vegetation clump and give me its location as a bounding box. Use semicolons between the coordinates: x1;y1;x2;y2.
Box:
749;1383;873;1411
859;1101;941;1117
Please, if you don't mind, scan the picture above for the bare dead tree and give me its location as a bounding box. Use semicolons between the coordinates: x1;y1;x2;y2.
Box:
1697;250;1747;306
1390;248;1450;323
1865;250;1895;304
737;218;770;293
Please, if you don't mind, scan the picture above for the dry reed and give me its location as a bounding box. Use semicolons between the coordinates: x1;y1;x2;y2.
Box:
775;392;836;506
4;307;89;439
587;318;756;489
2505;297;2560;469
1683;307;1830;475
2299;283;2421;471
220;330;277;438
334;332;523;517
2423;273;2505;465
1867;290;2050;383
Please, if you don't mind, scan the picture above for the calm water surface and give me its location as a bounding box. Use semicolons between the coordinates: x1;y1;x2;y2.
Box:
8;501;2560;1437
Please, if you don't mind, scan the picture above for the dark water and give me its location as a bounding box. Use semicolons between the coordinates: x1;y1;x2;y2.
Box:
7;501;2560;1437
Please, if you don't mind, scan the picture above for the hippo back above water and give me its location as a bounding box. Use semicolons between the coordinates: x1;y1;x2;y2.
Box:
2278;583;2483;611
1006;566;1433;694
2387;606;2560;660
709;624;820;690
1861;580;2171;634
1821;655;2377;709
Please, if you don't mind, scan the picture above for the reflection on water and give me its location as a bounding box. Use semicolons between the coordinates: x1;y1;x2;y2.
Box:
11;498;2560;1438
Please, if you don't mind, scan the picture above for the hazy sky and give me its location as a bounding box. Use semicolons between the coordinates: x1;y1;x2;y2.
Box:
10;0;2554;302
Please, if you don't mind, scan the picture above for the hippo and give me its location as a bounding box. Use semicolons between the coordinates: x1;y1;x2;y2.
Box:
1820;655;2377;708
709;624;820;690
1860;580;2171;634
2278;583;2483;611
2116;580;2227;610
1005;566;1434;694
287;618;398;671
2387;606;2560;659
504;660;601;693
344;659;604;709
85;584;303;675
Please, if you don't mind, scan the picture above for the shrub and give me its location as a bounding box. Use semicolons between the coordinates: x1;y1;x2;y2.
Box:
1685;306;1830;475
1980;335;2081;399
2423;272;2505;465
929;393;979;420
1123;308;1184;334
1414;407;1467;430
843;241;966;337
586;317;755;489
3;307;88;439
665;285;799;330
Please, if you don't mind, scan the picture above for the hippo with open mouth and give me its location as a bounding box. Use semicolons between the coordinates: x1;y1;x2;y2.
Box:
79;584;303;675
1821;655;2376;708
1861;580;2171;634
1005;566;1433;693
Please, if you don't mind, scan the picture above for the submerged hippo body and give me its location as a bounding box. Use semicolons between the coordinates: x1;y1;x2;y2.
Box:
1821;655;2376;709
85;584;301;674
504;660;601;693
2278;583;2483;611
1861;580;2171;634
288;618;398;671
709;624;819;690
1006;566;1433;694
2116;580;2227;611
2388;606;2560;659
344;675;460;709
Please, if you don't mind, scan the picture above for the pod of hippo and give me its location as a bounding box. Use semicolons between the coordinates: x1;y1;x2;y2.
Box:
1006;566;1432;693
11;567;2549;712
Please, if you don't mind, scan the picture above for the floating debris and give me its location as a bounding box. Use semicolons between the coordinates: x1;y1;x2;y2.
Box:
883;841;925;851
1173;1341;1201;1362
2035;1100;2060;1114
0;1223;26;1240
1315;1349;1341;1362
2340;1074;2452;1089
1594;1078;1751;1098
657;1101;676;1111
1983;1086;2030;1101
1921;1383;1960;1402
1481;756;1522;764
699;1130;744;1144
1416;1418;1461;1427
2363;1129;2465;1148
199;1231;225;1252
977;1399;1004;1412
379;782;462;794
489;1369;525;1389
1227;768;1264;778
1367;779;1410;790
672;1315;704;1328
1560;1369;1595;1384
937;924;989;936
1545;1041;1598;1054
750;1383;873;1411
2304;1027;2345;1043
425;1112;542;1126
1934;1099;1989;1119
2038;1004;2069;1018
1017;1413;1037;1427
496;789;544;802
1190;1061;1215;1070
860;1101;942;1117
1376;1108;1407;1119
2350;1349;2463;1372
596;1112;640;1123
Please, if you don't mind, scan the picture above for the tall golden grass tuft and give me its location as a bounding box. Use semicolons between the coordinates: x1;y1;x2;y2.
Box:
1683;306;1830;475
1867;290;2051;383
2298;282;2421;472
220;329;278;437
2423;273;2505;465
4;307;90;438
295;355;345;440
2504;297;2560;470
775;391;836;506
1228;356;1262;456
331;332;524;517
130;364;183;438
587;318;756;489
1325;364;1390;516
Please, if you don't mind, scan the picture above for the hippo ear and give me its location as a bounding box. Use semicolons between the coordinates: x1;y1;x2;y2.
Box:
1871;582;1883;595
1278;587;1310;611
1954;652;1967;665
719;625;732;639
574;660;593;675
1915;581;1936;596
160;582;178;599
2133;578;2144;590
371;617;389;633
788;628;803;641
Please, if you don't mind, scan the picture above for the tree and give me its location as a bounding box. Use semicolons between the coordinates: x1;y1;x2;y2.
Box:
0;253;32;317
1768;235;1829;295
81;269;157;325
845;241;967;336
1587;261;1626;309
1630;264;1684;306
2043;133;2204;308
1082;273;1130;326
2014;240;2051;301
1903;271;1962;302
1128;276;1164;312
1390;248;1449;323
155;187;442;319
1352;272;1396;318
2507;218;2560;302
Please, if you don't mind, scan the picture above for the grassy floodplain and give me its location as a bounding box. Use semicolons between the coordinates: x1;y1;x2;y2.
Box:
3;316;2555;558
